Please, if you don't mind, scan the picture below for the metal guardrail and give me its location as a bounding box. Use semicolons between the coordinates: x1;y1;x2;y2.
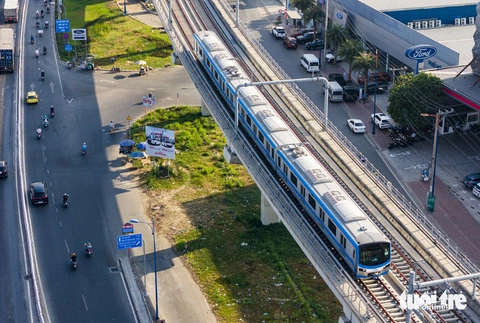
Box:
215;0;479;277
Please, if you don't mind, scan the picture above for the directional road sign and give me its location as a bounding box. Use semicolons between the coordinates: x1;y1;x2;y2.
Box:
122;223;134;234
56;19;70;33
64;44;73;52
117;233;142;250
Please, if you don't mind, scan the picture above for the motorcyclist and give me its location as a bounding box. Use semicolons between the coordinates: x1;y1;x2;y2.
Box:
50;106;54;116
36;19;40;28
82;143;88;154
63;193;69;203
35;49;39;58
45;20;49;28
40;70;45;80
36;10;39;18
40;9;44;17
43;115;49;127
36;128;42;137
43;46;47;55
30;35;34;44
46;5;50;13
70;253;77;263
85;242;92;253
38;29;43;37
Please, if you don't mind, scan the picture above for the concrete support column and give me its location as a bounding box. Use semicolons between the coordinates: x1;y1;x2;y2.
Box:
200;99;211;116
261;193;279;225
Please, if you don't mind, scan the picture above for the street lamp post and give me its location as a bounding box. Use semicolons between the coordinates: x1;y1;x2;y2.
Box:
372;82;377;135
124;0;127;15
130;218;159;320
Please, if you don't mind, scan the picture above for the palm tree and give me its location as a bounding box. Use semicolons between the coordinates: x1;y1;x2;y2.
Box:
326;23;347;65
303;6;324;37
336;38;363;82
351;52;376;97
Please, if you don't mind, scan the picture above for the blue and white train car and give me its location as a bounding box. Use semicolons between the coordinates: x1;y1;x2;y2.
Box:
194;30;391;278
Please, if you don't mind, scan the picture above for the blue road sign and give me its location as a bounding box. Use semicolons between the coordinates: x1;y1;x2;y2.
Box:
64;44;72;52
56;19;70;33
117;234;142;250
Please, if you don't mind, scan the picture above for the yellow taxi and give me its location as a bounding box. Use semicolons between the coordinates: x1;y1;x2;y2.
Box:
26;91;38;104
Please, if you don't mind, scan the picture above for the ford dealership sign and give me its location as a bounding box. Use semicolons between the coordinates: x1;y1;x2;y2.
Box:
405;45;437;60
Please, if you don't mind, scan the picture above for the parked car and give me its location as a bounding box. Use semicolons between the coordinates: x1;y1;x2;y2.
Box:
305;38;324;50
282;36;297;49
364;81;387;95
26;91;38;104
463;173;480;189
325;51;344;63
328;73;346;87
271;26;286;39
371;112;392;129
343;85;359;102
347;119;366;133
29;181;49;204
358;72;392;85
0;161;7;178
473;183;480;197
296;32;320;44
290;28;314;38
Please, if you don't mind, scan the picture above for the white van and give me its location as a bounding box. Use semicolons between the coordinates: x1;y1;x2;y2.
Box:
322;81;343;102
300;54;319;73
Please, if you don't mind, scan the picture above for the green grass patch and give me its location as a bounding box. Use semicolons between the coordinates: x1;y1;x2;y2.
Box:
130;106;342;321
59;0;172;69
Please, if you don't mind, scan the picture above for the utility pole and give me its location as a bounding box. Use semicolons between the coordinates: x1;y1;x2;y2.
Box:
389;66;408;87
421;108;454;212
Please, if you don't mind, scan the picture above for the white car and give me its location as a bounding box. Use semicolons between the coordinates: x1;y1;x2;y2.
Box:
271;26;286;39
371;112;392;129
347;119;366;133
325;51;344;63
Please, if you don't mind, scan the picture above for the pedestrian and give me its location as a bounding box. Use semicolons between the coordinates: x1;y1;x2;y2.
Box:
145;65;149;76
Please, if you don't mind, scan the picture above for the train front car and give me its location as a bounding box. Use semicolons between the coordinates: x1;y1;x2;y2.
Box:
356;234;391;278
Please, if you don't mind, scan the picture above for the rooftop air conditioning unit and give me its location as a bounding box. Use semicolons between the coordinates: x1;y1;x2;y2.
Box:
435;20;442;27
469;17;475;24
407;22;413;28
422;21;428;29
461;18;467;25
455;18;461;25
414;21;421;29
429;20;435;28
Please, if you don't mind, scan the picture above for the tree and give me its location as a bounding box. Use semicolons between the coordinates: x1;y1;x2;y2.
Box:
326;23;347;65
303;6;324;36
351;52;376;96
336;38;363;81
387;73;444;129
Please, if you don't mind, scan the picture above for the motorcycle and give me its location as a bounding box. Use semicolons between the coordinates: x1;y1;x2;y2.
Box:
109;123;115;133
46;6;50;14
110;66;120;73
85;245;92;256
45;21;49;29
67;61;72;69
43;47;47;55
35;50;39;58
50;108;54;118
36;129;42;140
41;73;45;81
70;259;77;270
30;37;34;44
82;144;87;156
43;118;49;128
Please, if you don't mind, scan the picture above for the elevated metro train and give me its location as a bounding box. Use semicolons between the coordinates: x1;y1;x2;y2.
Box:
193;30;391;278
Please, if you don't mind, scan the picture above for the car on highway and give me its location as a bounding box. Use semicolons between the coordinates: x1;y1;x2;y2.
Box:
305;38;324;50
0;161;7;178
26;91;38;104
29;181;48;204
343;85;359;102
282;36;297;49
371;112;392;129
271;26;286;39
463;173;480;189
347;119;366;133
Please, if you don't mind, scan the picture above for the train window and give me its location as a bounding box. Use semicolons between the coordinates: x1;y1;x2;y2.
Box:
214;70;219;81
207;59;211;68
246;115;252;127
271;147;275;159
198;48;203;57
290;173;298;186
319;209;325;222
340;235;346;248
359;243;390;266
328;219;337;236
300;185;305;197
283;163;287;174
266;143;271;155
253;124;258;136
308;194;316;210
258;132;264;144
277;156;281;167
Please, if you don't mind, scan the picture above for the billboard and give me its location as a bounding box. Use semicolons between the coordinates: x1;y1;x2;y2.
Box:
145;126;175;159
